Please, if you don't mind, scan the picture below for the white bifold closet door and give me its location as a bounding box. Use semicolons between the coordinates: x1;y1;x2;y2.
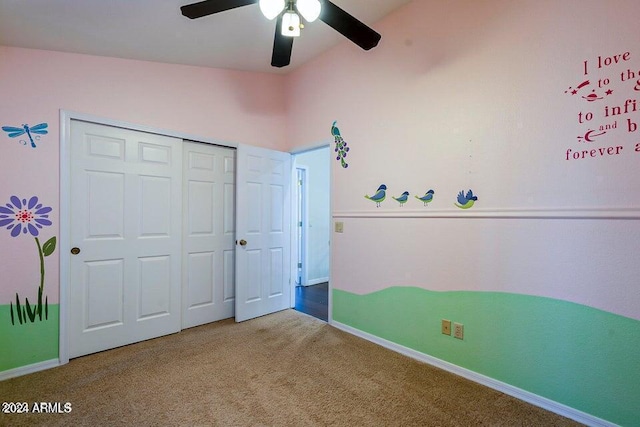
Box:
68;120;289;358
69;121;183;358
182;141;236;329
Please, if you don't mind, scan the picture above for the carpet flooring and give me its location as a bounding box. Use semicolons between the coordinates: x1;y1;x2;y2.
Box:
0;309;582;426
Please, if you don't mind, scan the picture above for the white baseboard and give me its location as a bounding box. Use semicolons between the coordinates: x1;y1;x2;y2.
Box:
0;359;60;381
306;277;329;286
330;321;616;427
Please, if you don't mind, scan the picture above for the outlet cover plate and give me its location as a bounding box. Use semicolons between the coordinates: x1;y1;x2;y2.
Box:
454;322;464;340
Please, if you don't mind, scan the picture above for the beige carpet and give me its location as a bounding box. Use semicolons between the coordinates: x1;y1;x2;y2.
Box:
1;309;581;426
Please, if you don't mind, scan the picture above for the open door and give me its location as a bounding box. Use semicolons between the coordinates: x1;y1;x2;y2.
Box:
235;144;292;322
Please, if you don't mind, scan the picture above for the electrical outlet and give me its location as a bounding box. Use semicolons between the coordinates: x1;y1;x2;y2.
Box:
454;322;464;340
441;319;451;335
334;221;344;233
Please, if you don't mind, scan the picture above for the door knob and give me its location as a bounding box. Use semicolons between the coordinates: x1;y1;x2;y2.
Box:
239;239;247;246
70;247;81;255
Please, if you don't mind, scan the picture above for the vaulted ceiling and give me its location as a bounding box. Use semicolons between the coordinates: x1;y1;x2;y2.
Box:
0;0;412;73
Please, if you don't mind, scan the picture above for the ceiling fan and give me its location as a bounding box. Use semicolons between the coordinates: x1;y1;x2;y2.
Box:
180;0;382;68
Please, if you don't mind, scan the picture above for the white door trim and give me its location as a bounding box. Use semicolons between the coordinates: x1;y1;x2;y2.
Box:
295;165;308;287
59;110;237;365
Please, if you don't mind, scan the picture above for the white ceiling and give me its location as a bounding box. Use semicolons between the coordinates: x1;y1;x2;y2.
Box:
0;0;412;74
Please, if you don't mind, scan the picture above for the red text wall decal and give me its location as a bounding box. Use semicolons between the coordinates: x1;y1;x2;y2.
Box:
564;51;640;160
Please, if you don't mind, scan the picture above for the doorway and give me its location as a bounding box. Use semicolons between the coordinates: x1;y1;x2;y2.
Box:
292;146;330;321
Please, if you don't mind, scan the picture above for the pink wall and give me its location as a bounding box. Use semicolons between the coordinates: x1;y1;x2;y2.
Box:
286;0;640;212
1;46;288;149
0;46;288;303
2;2;638;420
286;4;640;421
285;0;640;320
2;0;638;322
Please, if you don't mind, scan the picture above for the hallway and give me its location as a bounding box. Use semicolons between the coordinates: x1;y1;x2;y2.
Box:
294;282;328;321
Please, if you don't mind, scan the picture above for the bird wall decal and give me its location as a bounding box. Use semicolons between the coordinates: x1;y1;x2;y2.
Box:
331;121;349;168
455;189;478;209
392;191;410;207
415;189;435;206
365;184;387;207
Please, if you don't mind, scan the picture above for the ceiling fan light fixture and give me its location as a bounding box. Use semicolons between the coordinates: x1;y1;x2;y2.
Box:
180;0;382;68
259;0;285;20
296;0;321;22
281;11;301;37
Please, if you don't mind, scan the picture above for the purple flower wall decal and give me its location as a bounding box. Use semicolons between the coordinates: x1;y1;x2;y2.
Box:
1;195;56;325
0;195;52;237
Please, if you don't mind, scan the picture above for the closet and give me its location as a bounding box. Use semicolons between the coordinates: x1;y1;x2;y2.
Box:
68;121;235;358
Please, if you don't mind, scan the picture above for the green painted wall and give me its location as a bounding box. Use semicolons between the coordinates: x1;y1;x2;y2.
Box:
0;304;59;372
333;287;640;426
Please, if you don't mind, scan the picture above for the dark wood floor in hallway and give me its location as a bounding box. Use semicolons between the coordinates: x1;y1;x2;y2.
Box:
295;282;328;321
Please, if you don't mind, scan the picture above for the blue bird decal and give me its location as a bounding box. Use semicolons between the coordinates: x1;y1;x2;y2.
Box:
365;184;387;207
392;191;410;207
455;189;478;209
331;121;341;137
415;189;435;206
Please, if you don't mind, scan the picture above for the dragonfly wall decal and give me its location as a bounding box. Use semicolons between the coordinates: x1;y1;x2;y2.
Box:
2;123;48;148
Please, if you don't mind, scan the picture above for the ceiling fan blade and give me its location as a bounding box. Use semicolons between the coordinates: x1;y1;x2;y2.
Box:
180;0;257;19
319;0;381;50
271;15;294;67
